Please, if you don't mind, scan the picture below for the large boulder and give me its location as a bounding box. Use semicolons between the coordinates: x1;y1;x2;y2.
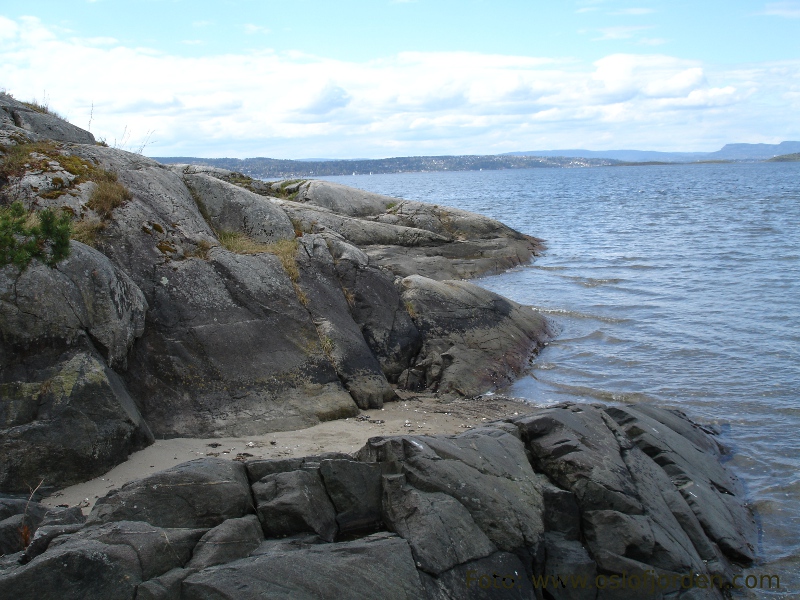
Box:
324;232;423;383
296;234;397;409
0;520;204;600
0;349;153;493
1;241;147;370
0;93;96;145
88;458;252;529
181;532;428;600
252;468;338;542
399;275;553;395
182;171;295;243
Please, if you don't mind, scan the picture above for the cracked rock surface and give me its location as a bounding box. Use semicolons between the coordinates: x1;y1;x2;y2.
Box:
0;404;756;599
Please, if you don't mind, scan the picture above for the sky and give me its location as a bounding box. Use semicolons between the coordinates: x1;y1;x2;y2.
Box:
1;0;798;158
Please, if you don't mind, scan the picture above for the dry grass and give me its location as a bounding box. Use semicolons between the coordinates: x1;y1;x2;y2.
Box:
320;335;335;361
1;141;132;219
217;231;306;304
217;230;274;255
217;233;299;281
186;239;214;259
87;172;131;218
70;218;106;247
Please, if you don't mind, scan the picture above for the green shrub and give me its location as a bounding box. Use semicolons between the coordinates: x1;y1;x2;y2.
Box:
0;202;71;269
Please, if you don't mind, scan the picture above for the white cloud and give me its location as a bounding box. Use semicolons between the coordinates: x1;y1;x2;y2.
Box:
244;24;271;35
594;25;652;40
0;16;797;157
762;2;800;17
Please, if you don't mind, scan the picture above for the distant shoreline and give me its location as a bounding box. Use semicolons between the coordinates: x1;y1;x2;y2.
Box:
152;153;792;179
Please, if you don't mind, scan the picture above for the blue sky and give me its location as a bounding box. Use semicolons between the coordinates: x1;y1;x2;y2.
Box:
1;0;798;158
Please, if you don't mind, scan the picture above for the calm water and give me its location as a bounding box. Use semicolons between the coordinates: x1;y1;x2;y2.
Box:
324;163;800;596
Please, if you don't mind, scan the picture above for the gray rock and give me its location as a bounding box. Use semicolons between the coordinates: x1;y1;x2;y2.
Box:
0;349;153;493
513;404;753;594
0;537;140;600
124;248;358;437
0;514;32;555
319;458;383;535
541;532;597;600
293;180;397;217
326;234;422;382
361;432;546;552
399;275;552;395
181;532;427;600
605;405;757;564
0;241;147;370
51;520;206;581
279;200;451;247
183;172;295;243
421;551;534;600
89;458;252;528
21;522;85;564
296;234;397;408
382;474;496;574
135;567;188;600
252;468;337;542
1;520;204;600
541;483;582;540
186;515;263;570
245;452;352;483
0;93;96;145
514;406;644;514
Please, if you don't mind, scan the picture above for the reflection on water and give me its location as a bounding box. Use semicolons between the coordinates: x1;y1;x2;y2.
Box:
324;162;800;596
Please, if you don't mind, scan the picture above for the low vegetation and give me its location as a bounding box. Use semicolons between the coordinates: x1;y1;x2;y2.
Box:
70;218;106;248
1;141;133;254
87;170;131;218
0;202;71;269
217;232;299;280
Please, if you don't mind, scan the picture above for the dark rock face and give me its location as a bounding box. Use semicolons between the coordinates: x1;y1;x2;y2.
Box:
0;348;153;493
399;276;554;394
0;405;755;599
182;532;427;600
88;458;252;529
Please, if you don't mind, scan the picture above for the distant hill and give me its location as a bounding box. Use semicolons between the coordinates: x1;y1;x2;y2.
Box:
505;141;800;163
767;152;800;162
153;154;618;178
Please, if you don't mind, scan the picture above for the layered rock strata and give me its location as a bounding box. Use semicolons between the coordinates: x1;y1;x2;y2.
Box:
0;404;756;599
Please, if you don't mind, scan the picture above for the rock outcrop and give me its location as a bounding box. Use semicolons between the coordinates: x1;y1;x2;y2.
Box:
0;404;756;599
1;98;551;491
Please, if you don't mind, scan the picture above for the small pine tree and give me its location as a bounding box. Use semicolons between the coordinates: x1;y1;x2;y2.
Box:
0;202;72;269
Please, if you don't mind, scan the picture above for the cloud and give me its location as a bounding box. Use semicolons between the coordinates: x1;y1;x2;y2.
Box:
244;24;271;35
0;16;796;157
594;25;653;40
639;37;667;46
762;1;800;17
297;83;352;116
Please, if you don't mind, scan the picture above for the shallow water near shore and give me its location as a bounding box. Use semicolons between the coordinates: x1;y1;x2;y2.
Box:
324;162;800;597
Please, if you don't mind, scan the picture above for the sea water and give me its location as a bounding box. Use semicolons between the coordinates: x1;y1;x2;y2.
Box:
323;163;800;596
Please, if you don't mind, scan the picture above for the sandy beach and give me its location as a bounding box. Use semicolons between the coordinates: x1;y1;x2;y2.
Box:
42;392;537;513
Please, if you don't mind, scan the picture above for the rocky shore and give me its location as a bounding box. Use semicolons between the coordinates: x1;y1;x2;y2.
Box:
0;93;757;598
